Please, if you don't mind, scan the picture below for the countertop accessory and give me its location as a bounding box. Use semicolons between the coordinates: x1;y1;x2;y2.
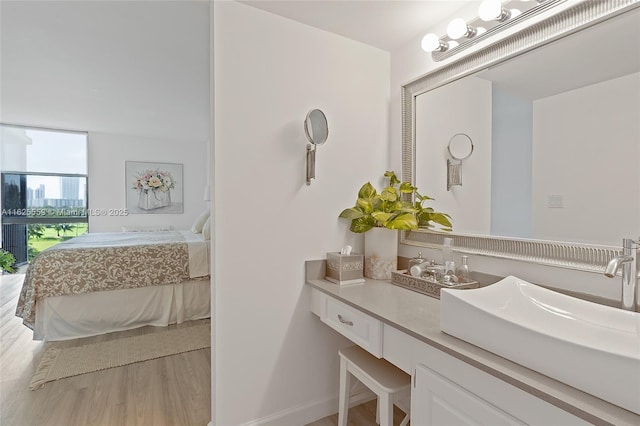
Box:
326;252;364;285
410;261;432;278
407;252;426;270
456;255;471;282
391;270;478;299
442;237;454;266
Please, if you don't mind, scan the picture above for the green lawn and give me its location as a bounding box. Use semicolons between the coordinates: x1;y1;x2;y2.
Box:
28;223;88;254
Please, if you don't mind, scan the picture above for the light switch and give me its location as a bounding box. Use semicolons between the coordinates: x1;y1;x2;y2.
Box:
547;195;564;208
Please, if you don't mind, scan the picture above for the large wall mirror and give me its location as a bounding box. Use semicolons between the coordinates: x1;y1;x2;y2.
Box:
402;1;640;273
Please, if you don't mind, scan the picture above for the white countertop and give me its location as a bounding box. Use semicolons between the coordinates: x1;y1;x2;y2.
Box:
305;260;640;426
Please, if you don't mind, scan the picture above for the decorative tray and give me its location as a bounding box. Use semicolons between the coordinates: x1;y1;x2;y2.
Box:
390;270;479;299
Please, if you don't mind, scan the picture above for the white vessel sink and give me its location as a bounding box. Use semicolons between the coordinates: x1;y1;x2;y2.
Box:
440;276;640;415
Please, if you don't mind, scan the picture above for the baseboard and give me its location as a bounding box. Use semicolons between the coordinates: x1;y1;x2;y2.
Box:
241;389;375;426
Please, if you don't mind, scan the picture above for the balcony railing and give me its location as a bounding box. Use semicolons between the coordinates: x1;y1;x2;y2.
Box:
2;224;28;265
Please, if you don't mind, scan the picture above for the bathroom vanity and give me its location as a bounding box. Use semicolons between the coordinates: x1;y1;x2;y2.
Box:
306;260;640;426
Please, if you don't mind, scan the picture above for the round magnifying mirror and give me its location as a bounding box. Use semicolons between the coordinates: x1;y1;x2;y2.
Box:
447;133;473;160
304;109;328;146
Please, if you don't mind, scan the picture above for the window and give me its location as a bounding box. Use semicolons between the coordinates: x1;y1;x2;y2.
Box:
1;124;88;264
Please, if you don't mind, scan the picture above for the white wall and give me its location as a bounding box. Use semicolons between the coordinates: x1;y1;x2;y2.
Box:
88;132;208;232
213;2;389;424
415;76;492;235
491;88;533;238
532;73;640;245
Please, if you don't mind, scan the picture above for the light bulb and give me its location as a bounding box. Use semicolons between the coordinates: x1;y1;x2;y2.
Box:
447;18;474;40
479;0;501;21
479;0;510;22
421;33;445;52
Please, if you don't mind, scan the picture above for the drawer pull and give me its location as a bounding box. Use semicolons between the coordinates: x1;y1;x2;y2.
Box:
337;314;354;326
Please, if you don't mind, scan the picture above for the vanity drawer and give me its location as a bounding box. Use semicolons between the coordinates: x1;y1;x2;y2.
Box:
319;293;383;357
382;324;414;374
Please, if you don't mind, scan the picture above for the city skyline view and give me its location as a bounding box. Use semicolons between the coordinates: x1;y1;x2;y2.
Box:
26;175;86;201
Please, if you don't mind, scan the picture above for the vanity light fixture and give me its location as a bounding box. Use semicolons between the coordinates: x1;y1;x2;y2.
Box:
478;0;511;22
421;33;448;52
422;0;560;60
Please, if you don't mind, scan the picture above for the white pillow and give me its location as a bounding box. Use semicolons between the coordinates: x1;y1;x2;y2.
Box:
191;209;210;234
202;217;211;240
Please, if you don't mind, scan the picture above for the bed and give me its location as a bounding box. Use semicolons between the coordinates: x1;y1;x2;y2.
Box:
15;230;210;341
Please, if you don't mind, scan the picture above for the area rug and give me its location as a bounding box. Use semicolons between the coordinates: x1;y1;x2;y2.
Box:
30;322;210;390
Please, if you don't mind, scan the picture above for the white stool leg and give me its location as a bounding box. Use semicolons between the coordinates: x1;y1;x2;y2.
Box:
399;413;410;426
375;398;380;425
378;392;393;426
338;357;351;426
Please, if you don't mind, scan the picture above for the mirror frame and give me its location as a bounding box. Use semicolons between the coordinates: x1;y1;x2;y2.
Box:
304;109;329;146
401;0;640;274
447;133;473;160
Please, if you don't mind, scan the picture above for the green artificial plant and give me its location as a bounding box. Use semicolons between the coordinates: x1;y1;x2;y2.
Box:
0;249;16;274
339;171;452;233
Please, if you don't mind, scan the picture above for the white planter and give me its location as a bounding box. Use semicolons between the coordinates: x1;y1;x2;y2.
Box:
364;227;398;280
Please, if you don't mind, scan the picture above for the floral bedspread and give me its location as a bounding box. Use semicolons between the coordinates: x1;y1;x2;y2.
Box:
15;231;200;329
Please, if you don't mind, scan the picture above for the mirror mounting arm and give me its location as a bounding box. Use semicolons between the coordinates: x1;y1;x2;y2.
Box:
306;144;316;186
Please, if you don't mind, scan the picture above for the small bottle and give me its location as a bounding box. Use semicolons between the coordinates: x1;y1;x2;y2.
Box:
442;260;459;285
442;237;454;267
445;260;458;277
456;255;470;283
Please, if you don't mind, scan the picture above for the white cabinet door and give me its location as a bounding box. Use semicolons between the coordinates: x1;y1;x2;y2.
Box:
412;363;524;426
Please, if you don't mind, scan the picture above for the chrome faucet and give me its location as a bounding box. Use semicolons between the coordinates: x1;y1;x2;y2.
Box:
604;238;638;311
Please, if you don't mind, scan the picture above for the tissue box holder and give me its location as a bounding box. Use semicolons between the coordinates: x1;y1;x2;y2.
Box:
325;252;364;285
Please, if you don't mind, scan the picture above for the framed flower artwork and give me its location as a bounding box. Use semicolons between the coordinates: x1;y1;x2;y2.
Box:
125;161;184;214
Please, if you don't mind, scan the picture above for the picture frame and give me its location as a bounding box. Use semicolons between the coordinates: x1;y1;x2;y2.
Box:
125;161;184;214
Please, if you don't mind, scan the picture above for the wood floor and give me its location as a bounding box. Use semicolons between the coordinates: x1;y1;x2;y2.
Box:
0;273;211;426
307;400;409;426
1;273;405;426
